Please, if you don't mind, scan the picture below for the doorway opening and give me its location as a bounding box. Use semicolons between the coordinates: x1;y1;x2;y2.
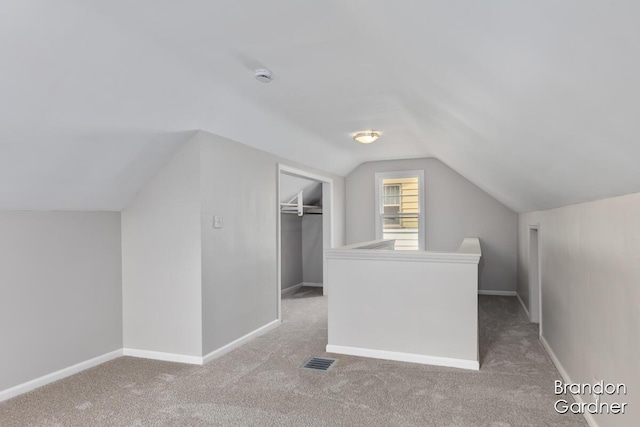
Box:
277;164;333;321
529;226;541;335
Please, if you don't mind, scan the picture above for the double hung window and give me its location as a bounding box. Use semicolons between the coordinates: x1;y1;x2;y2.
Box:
375;170;425;250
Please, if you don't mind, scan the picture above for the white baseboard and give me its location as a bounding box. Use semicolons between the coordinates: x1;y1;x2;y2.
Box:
478;290;517;296
281;282;323;296
203;319;280;364
539;336;598;427
281;282;304;296
326;344;479;371
122;348;202;365
302;282;323;288
0;349;123;403
516;292;530;319
0;319;281;404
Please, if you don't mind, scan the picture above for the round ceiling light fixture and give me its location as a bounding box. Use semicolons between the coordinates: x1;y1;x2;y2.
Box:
353;130;380;144
254;68;273;83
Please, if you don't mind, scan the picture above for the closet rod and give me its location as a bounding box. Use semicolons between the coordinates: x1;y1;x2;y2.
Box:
280;203;320;209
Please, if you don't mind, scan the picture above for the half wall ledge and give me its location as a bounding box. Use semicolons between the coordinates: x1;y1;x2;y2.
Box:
325;238;481;370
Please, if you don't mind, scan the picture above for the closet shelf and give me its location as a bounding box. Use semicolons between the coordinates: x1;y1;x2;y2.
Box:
279;190;322;216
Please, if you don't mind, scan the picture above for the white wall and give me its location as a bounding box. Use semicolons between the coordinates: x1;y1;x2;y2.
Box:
518;193;640;427
302;214;323;284
346;158;517;292
280;214;303;290
122;139;202;358
326;239;481;369
281;212;323;290
0;211;122;392
195;131;345;356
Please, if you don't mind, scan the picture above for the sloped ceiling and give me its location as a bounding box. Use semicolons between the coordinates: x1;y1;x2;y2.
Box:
1;1;639;212
280;174;322;207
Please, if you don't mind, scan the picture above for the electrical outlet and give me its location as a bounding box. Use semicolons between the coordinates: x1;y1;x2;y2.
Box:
213;215;223;229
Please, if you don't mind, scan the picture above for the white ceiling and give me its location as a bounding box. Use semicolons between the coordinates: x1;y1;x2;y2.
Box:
2;1;640;212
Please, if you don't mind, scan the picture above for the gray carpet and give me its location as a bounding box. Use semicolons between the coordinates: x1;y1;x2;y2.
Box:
0;288;586;426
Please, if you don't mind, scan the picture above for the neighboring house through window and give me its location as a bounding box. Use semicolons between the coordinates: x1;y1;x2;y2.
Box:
375;170;425;250
383;184;401;226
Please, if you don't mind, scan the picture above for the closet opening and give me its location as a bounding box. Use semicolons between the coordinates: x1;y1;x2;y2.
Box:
276;165;333;321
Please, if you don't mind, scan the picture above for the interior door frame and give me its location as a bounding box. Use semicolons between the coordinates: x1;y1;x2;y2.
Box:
277;164;334;321
528;224;542;335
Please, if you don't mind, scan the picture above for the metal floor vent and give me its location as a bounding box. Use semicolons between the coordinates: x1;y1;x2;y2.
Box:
301;357;337;372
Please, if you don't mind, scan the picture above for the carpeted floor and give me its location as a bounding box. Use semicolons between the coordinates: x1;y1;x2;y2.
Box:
0;287;586;426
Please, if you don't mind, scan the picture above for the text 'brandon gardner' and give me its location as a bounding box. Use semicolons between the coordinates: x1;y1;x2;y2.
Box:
555;380;628;415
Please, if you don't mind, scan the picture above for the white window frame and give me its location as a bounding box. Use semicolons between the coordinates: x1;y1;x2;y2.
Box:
374;170;425;250
383;184;402;226
383;184;401;207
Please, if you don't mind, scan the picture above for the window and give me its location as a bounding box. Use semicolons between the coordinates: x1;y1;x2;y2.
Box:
383;184;401;226
375;170;425;250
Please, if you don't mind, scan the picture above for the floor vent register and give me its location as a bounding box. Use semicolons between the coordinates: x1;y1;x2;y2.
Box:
301;357;337;372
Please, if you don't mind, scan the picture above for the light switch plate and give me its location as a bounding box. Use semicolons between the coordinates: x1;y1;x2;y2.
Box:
213;215;223;229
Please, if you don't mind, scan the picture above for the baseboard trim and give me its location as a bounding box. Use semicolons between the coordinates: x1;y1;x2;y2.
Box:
326;344;479;371
203;319;280;364
281;282;304;296
0;349;123;403
122;348;202;365
516;292;530;319
302;282;323;288
478;290;517;296
539;336;598;427
0;320;282;404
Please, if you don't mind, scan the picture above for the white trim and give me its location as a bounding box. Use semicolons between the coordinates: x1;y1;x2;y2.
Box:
203;319;280;364
0;349;122;403
326;344;479;371
478;290;517;296
321;181;333;297
281;282;304;296
516;292;530;319
279;164;334;185
277;163;334;312
375;170;426;251
301;282;323;288
1;318;283;402
327;238;481;265
457;238;482;254
281;282;324;296
335;239;396;250
539;336;599;427
327;248;480;264
536;225;543;335
277;166;282;320
528;224;542;326
122;348;202;365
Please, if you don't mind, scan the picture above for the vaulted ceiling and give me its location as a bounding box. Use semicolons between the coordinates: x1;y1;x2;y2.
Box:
280;174;323;207
2;1;639;212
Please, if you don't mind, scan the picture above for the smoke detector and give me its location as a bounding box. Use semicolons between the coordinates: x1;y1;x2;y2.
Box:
254;68;273;83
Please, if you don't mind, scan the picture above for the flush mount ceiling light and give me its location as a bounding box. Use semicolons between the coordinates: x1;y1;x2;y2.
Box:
353;130;380;144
